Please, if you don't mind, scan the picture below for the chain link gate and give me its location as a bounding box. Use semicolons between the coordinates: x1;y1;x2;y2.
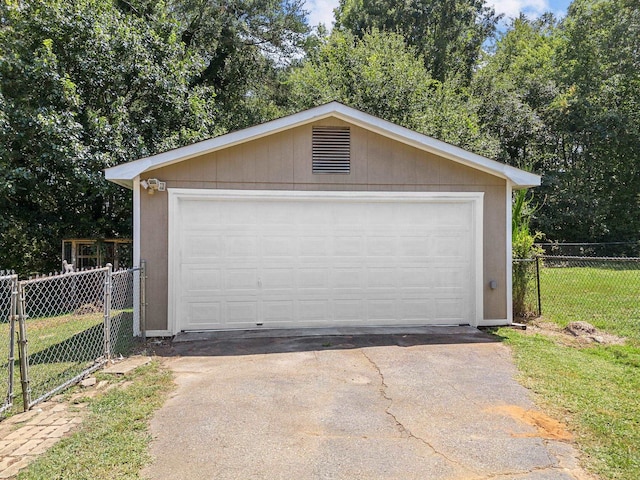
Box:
11;264;141;411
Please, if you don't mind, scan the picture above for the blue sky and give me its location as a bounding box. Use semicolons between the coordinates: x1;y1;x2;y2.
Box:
305;0;574;30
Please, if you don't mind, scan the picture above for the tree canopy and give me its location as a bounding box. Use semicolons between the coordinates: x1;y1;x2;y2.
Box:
334;0;501;82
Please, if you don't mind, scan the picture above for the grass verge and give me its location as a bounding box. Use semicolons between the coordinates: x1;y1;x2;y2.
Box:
17;360;174;480
495;263;640;479
1;309;134;412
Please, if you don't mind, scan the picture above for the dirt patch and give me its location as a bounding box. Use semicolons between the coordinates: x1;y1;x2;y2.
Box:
73;303;103;315
491;405;573;441
521;319;625;347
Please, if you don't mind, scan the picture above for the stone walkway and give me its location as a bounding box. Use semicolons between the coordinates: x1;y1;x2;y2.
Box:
0;401;85;478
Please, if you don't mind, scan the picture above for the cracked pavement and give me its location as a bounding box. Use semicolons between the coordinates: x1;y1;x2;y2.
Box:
144;327;596;480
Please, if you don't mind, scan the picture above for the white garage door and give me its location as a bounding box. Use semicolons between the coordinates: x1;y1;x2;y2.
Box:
168;190;483;333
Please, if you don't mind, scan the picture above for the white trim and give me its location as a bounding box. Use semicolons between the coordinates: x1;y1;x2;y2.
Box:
506;182;513;324
133;176;141;336
478;319;510;327
167;189;180;335
167;189;484;333
105;102;541;189
168;188;484;202
145;330;173;338
473;193;484;327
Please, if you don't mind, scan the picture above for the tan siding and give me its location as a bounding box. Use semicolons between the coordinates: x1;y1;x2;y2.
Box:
142;116;508;330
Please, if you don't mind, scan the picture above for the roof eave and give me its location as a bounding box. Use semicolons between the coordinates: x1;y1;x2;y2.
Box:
104;101;542;189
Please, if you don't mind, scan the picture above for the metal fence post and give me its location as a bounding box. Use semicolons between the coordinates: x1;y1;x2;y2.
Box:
535;256;542;316
140;260;147;342
7;277;18;410
16;282;31;411
104;264;113;359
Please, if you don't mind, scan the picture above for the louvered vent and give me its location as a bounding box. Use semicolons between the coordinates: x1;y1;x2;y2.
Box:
312;126;350;174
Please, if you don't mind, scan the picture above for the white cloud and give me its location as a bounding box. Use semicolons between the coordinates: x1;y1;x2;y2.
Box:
305;0;339;29
487;0;550;21
304;0;564;32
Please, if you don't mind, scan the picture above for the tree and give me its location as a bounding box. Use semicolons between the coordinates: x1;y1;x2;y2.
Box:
0;0;312;275
473;14;560;172
334;0;501;82
543;0;640;244
287;29;498;156
0;0;215;275
475;3;640;248
170;0;310;129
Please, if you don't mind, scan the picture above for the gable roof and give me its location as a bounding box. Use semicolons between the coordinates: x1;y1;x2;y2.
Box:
105;102;541;189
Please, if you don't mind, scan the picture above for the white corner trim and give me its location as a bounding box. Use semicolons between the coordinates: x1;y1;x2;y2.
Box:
506;182;513;324
473;193;484;328
167;190;181;335
133;176;141;336
105;102;541;189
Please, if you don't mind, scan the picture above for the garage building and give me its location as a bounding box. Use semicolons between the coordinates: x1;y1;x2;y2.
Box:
105;102;540;336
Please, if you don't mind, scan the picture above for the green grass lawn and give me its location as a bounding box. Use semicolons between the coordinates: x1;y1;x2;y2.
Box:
496;265;640;480
18;361;174;480
539;266;640;340
1;309;134;412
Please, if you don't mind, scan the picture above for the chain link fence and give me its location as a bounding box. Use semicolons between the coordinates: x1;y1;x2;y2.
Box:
537;242;640;257
0;265;141;414
538;256;640;338
514;256;640;337
0;273;17;416
18;268;110;409
109;269;135;357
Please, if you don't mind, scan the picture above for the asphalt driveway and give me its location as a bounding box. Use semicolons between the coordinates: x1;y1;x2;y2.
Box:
144;327;594;480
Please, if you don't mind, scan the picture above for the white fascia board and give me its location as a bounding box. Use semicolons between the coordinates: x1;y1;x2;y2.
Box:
104;103;343;186
328;106;541;188
104;101;541;189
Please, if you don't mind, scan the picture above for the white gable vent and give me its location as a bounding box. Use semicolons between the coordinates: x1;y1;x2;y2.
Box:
312;126;350;174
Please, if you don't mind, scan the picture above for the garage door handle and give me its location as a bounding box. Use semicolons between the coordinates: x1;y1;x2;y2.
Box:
257;278;262;287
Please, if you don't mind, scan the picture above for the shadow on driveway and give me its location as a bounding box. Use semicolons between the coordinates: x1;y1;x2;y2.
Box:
155;326;500;357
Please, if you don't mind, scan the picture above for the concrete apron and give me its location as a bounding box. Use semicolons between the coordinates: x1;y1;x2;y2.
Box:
144;328;593;480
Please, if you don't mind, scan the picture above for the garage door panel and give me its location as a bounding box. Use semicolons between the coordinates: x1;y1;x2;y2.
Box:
435;298;467;320
262;300;295;324
297;300;330;322
399;267;433;288
331;268;364;288
297;268;329;289
333;236;364;256
226;237;259;257
187;302;223;327
366;268;396;288
182;234;222;259
226;301;259;325
401;300;434;320
261;268;296;290
333;300;364;321
186;266;223;291
261;237;295;256
225;269;258;291
300;237;328;256
367;300;397;320
171;191;481;331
